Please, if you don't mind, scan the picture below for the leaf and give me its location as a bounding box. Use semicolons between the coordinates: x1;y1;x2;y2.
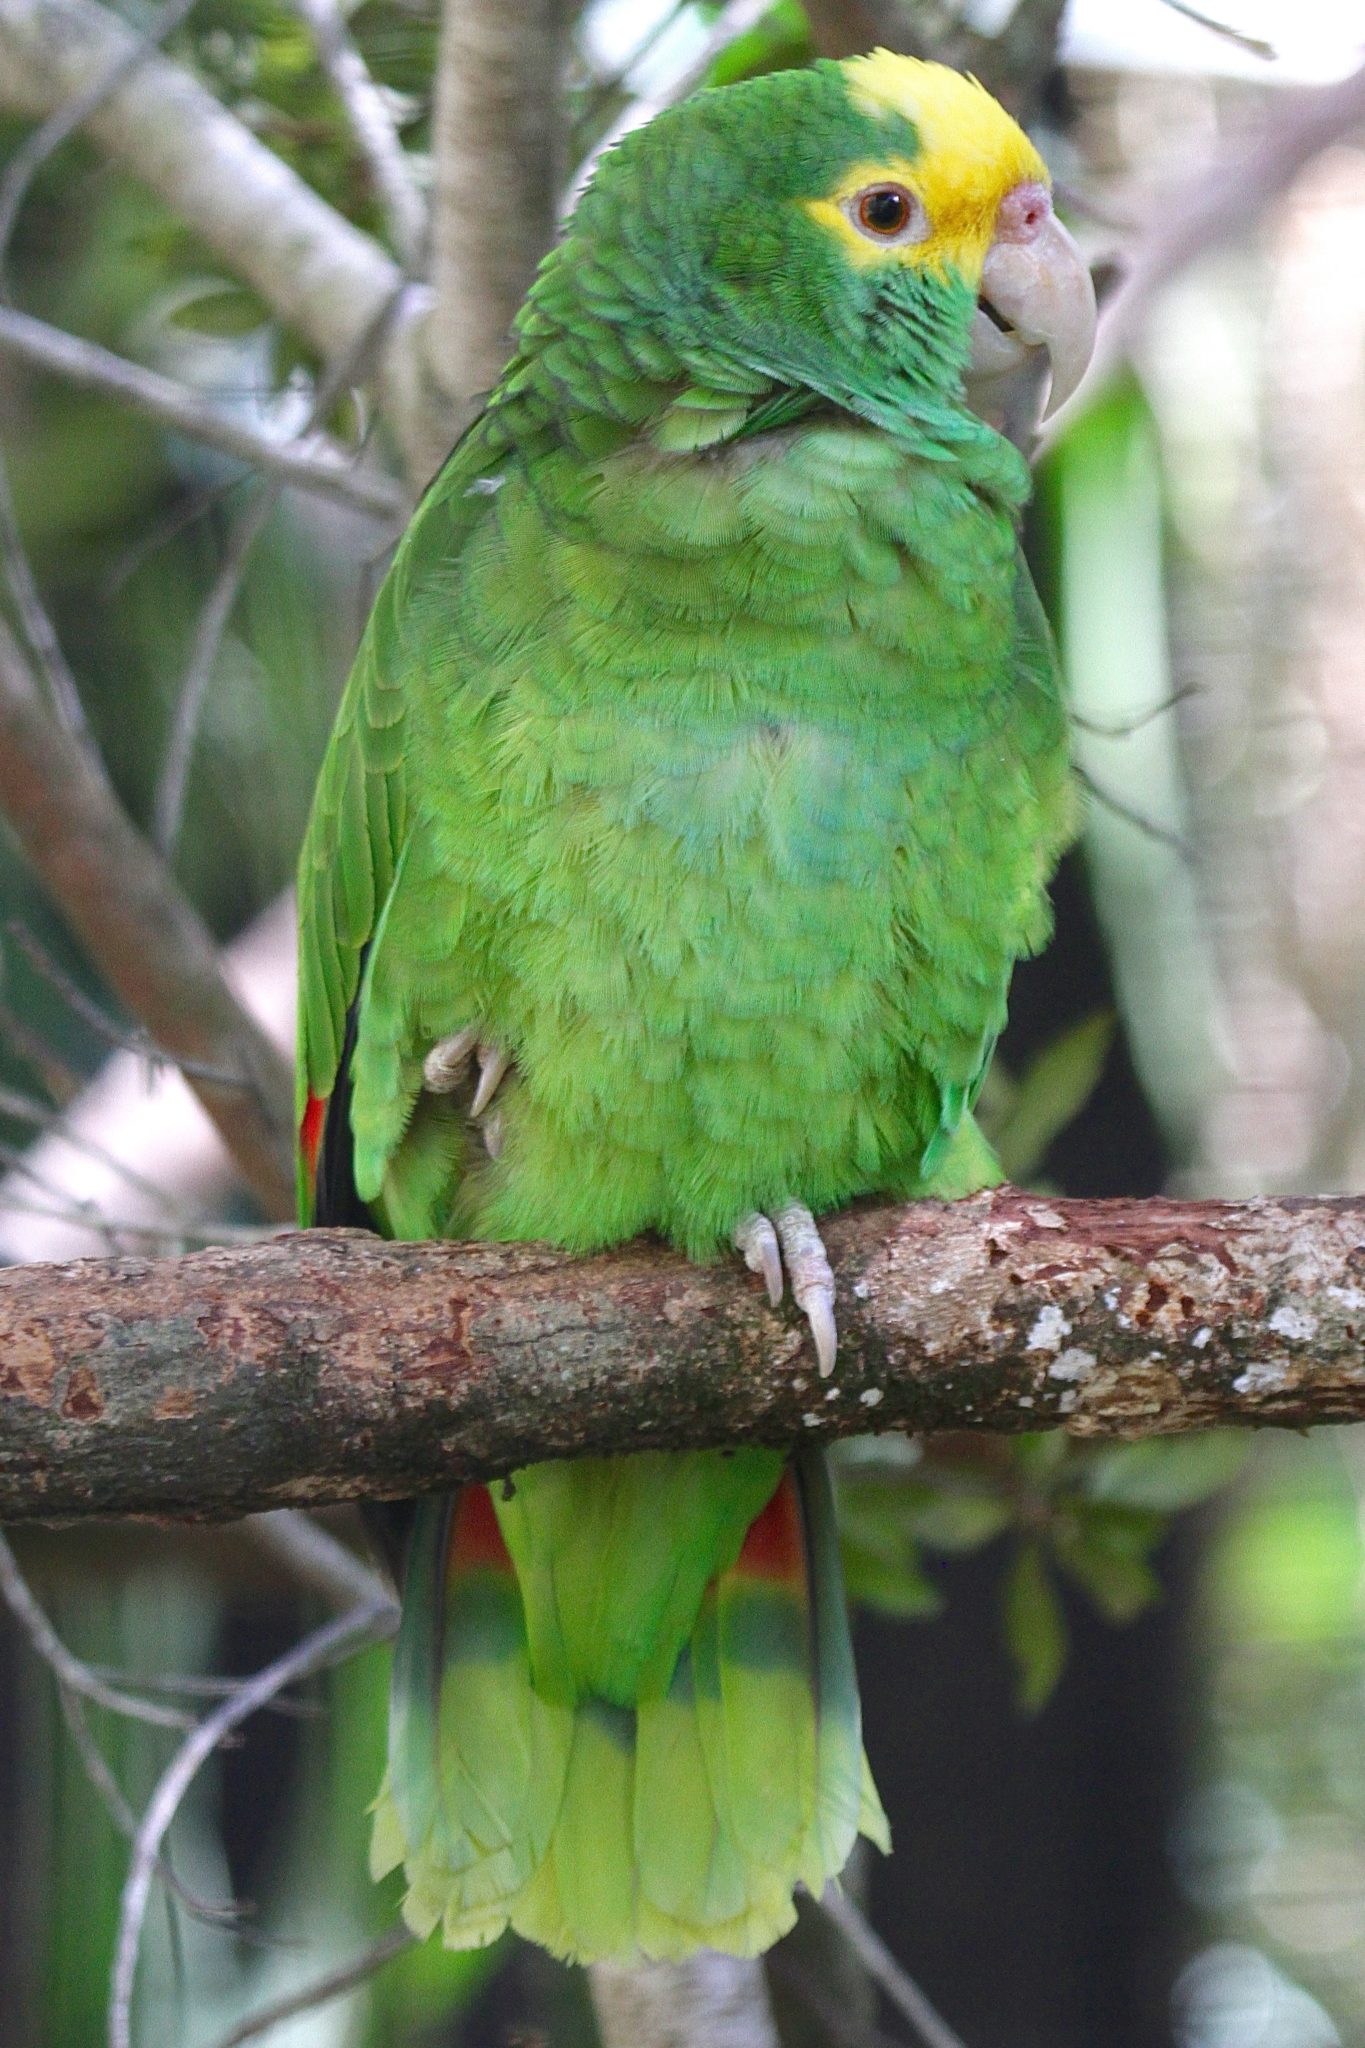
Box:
993;1010;1115;1184
1053;1521;1163;1623
162;279;271;338
1002;1541;1068;1714
1083;1433;1247;1512
906;1488;1013;1553
841;1531;943;1620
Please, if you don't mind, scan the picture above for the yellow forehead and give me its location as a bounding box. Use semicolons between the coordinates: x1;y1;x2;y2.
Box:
804;52;1048;281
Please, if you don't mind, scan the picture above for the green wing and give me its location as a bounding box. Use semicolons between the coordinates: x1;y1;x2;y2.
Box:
295;426;508;1223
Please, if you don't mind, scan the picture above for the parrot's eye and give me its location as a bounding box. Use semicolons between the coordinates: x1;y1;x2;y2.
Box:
848;183;927;246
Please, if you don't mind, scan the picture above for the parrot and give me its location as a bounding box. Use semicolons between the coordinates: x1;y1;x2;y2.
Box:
295;51;1095;1965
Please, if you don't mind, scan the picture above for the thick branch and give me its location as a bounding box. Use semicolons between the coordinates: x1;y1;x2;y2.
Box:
0;0;401;368
0;619;296;1219
2;1191;1364;1523
420;0;564;469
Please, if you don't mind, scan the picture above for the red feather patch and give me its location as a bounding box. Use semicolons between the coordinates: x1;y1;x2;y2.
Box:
300;1092;327;1179
447;1485;514;1574
734;1471;804;1583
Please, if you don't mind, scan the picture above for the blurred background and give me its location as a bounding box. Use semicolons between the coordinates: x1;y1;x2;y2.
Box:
3;1;1365;2043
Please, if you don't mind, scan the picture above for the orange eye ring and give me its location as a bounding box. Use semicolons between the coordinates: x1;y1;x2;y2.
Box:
846;182;928;247
857;185;913;235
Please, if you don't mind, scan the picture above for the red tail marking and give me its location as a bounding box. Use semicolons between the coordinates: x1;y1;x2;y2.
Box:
300;1093;327;1179
736;1472;804;1582
448;1485;514;1573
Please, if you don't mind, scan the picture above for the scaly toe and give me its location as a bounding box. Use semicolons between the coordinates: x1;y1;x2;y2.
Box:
422;1025;480;1093
773;1200;838;1377
734;1212;784;1308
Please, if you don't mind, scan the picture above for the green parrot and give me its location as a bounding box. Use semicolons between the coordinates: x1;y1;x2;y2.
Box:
296;51;1095;1964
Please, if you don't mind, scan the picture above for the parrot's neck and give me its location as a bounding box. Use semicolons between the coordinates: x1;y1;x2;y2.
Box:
478;233;1006;473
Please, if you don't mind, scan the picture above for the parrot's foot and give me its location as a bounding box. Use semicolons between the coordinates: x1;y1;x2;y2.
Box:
422;1029;512;1159
733;1201;838;1378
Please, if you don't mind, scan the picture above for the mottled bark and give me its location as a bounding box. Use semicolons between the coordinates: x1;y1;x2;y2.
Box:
1;1191;1363;1524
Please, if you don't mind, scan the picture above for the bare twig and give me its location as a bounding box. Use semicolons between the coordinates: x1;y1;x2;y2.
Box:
1157;0;1275;59
1076;766;1195;862
245;1511;394;1614
570;0;774;198
208;1927;414;2048
0;449;85;732
5;920;262;1089
0;617;296;1215
1069;685;1198;740
107;1597;396;2048
287;0;426;268
152;283;408;855
0;891;296;1265
0;1532;194;1727
817;1890;969;2048
4;1193;1365;1525
0;1082;190;1216
0;304;405;517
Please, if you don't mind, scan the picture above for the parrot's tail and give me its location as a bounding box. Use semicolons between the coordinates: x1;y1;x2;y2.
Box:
370;1452;888;1964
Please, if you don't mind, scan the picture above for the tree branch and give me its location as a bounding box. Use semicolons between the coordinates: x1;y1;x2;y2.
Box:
3;1191;1364;1523
0;0;403;370
0;304;406;518
0;618;296;1219
420;0;565;470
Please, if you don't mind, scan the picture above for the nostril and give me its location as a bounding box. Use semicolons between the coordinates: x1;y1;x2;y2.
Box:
996;180;1051;244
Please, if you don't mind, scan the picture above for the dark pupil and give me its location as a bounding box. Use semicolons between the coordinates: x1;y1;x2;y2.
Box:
861;188;907;233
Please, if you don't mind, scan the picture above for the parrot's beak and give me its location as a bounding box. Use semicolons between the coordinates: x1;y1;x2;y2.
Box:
969;206;1097;420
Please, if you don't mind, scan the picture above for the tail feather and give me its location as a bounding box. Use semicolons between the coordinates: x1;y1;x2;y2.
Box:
374;1453;886;1963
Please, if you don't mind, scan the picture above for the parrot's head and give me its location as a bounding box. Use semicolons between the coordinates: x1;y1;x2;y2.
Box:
554;52;1096;442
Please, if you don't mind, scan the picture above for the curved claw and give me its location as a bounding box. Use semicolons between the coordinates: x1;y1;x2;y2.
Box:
422;1025;480;1094
735;1212;784;1308
774;1200;838;1377
470;1042;510;1118
734;1201;839;1376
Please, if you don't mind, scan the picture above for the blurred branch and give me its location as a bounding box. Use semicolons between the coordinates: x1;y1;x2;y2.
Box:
0;1531;193;1727
802;0;1066;116
0;617;296;1216
817;1890;967;2048
0;304;406;516
152;283;407;856
0;0;416;395
421;0;565;469
1156;0;1275;59
569;0;773;199
591;1955;781;2048
5;1191;1365;1522
209;1928;415;2048
0;0;201;273
107;1594;395;2048
287;0;427;269
1091;56;1365;384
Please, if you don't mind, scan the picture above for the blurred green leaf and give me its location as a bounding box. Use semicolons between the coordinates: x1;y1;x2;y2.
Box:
163;278;271;337
1053;1506;1165;1623
993;1009;1115;1184
1083;1433;1247;1512
1003;1541;1068;1714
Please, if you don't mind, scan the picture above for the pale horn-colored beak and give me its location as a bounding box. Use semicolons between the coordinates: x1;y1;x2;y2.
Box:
969;186;1097;420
